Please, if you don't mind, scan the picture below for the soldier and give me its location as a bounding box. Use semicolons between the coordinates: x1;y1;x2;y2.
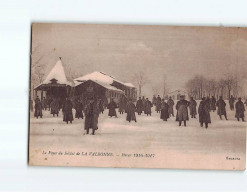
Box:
235;98;245;122
160;99;169;121
189;97;197;118
97;98;104;114
145;98;152;116
155;95;162;113
74;99;84;119
142;96;146;113
216;96;228;120
126;99;137;122
152;95;157;107
62;98;74;124
84;96;100;135
50;98;60;117
118;95;127;114
198;97;211;128
108;98;117;117
34;96;43;119
136;97;143;115
229;95;235;111
167;96;174;117
210;96;216;112
176;95;189;126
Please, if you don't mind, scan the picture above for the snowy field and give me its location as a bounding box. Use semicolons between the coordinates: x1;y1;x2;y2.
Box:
29;102;246;170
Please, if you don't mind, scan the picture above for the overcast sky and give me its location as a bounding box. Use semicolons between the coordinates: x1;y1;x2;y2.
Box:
32;23;247;97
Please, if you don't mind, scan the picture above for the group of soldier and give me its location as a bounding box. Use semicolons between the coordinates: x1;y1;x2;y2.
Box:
32;92;247;135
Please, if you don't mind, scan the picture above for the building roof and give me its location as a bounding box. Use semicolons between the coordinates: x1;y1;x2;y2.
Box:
43;59;71;86
124;83;135;88
88;79;124;93
74;71;135;88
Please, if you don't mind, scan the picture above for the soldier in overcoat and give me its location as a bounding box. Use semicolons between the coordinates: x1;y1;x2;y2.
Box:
155;95;162;113
62;98;74;124
145;98;152;116
176;95;189;126
198;97;211;128
216;96;228;120
84;97;100;135
74;99;84;119
229;95;235;111
126;99;137;122
50;98;60;117
108;98;117;117
210;96;216;112
189;97;197;118
34;96;43;118
160;99;169;121
235;98;245;122
167;96;175;117
136;97;143;115
118;95;127;114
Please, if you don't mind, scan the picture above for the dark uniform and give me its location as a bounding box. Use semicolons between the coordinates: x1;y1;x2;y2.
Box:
108;99;117;117
176;96;189;126
235;98;245;122
216;97;228;120
84;99;99;135
126;100;137;122
160;100;169;121
62;99;74;124
198;98;211;128
136;97;143;115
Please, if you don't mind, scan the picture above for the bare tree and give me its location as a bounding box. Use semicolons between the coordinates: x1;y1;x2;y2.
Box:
132;71;148;97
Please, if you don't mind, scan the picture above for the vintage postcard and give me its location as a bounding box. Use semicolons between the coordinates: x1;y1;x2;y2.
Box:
29;23;246;170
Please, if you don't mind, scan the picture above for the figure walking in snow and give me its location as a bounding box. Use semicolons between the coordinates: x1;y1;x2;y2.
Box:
152;95;157;107
136;97;143;115
198;97;211;128
167;96;174;117
118;95;127;114
176;95;189;126
229;95;235;111
62;98;74;124
84;97;99;135
155;95;161;113
50;98;59;117
34;96;42;119
74;99;84;119
216;96;228;120
189;97;197;118
126;99;137;122
160;99;169;121
235;98;245;122
145;98;152;116
142;96;146;113
210;96;216;112
108;98;117;117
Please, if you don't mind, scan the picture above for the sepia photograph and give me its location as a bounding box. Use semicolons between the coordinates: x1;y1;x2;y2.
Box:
29;23;246;170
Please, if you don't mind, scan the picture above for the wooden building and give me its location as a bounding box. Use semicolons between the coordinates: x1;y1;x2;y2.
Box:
74;71;137;104
34;58;72;102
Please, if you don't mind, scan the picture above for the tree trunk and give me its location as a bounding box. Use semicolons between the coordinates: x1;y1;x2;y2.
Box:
139;85;141;97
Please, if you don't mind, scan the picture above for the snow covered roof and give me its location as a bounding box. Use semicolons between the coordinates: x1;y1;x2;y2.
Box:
43;59;71;86
74;71;114;85
124;83;135;88
88;80;124;93
74;71;135;88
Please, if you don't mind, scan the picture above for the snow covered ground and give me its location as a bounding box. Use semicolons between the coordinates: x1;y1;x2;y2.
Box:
29;102;246;170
